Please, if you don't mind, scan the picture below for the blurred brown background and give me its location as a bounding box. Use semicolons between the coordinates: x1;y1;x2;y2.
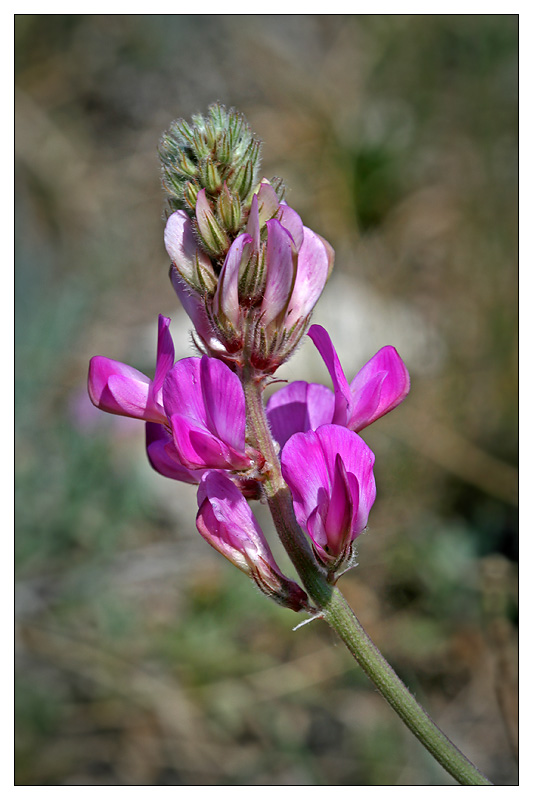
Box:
15;15;518;786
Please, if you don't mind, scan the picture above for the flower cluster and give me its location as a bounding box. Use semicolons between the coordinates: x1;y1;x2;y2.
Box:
88;106;410;610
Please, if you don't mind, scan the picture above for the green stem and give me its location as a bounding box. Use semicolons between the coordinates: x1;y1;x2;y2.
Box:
242;367;492;786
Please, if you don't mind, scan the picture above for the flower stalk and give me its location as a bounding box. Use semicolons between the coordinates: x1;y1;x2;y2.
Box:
241;367;492;786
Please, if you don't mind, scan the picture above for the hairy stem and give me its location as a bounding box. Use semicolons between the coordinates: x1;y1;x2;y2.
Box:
241;366;492;786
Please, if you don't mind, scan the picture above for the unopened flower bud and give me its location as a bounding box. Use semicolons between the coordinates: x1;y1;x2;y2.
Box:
195;189;230;258
183;181;200;211
229;160;255;201
217;183;242;233
200;156;223;194
177;151;197;177
216;131;232;165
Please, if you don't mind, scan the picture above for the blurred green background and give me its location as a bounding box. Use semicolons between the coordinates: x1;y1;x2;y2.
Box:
15;14;518;786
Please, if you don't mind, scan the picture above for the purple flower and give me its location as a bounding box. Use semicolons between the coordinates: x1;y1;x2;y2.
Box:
163;355;260;471
281;424;376;572
266;325;410;447
196;471;309;611
88;314;174;425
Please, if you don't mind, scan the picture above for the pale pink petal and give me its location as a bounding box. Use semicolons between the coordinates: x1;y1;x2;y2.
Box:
256;181;280;227
246;193;261;251
261;219;296;325
214;233;251;328
277;203;304;250
164;210;213;286
287;227;329;320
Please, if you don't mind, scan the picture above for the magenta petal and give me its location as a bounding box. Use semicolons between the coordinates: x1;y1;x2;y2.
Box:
88;356;164;423
106;373;153;418
152;315;175;398
261;219;296;325
197;499;250;573
145;422;202;484
196;470;271;569
163;358;208;423
266;381;334;449
197;471;263;544
170;414;250;470
280;427;332;530
348;346;411;431
324;454;354;554
316;425;376;531
306;503;329;553
197;469;309;612
287;228;329;321
163;356;249;470
199;356;248;452
307;325;351;425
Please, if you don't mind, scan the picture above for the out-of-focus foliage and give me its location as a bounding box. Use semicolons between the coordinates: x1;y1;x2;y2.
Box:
15;15;517;786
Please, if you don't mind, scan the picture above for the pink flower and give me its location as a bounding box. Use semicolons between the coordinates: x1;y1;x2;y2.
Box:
196;471;308;611
266;325;410;448
88;315;174;425
281;424;376;572
163;355;261;471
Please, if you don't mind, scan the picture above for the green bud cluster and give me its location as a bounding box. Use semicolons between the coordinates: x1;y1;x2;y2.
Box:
159;103;262;221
